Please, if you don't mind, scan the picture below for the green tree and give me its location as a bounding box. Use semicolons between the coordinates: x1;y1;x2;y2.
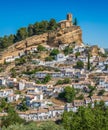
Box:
63;46;73;55
59;86;76;103
98;90;105;96
2;123;25;130
88;85;96;97
33;21;49;35
16;27;28;41
17;101;28;112
11;68;17;78
33;22;40;35
45;56;53;61
56;78;71;85
37;45;46;52
43;74;51;84
62;102;108;130
64;86;76;103
1;106;25;127
39;20;49;33
27;24;34;36
87;52;91;70
0;36;10;48
39;121;64;130
15;57;26;65
63;78;71;84
2;121;64;130
76;60;84;69
50;49;59;56
75;52;80;58
56;80;64;85
48;19;58;30
105;64;108;71
76;94;84;100
0;98;7;111
73;17;78;26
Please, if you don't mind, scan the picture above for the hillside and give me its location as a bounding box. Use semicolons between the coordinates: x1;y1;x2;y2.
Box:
0;13;108;130
0;14;83;63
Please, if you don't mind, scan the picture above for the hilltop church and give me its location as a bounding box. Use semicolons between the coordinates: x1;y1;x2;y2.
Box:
59;13;73;29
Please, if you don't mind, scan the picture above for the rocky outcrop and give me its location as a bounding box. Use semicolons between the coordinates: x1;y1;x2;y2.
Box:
0;26;83;63
15;33;48;50
48;26;82;46
90;45;99;56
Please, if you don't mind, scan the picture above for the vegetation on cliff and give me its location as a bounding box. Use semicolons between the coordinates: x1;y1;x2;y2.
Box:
0;19;58;49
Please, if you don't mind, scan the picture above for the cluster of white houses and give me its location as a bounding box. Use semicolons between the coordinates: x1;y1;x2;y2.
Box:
1;75;108;94
17;95;108;121
1;44;108;121
0;74;108;104
0;88;19;102
0;94;108;121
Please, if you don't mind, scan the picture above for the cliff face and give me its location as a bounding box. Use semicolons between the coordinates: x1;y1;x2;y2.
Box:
0;26;83;63
0;33;48;62
48;26;82;46
15;33;48;50
90;45;99;56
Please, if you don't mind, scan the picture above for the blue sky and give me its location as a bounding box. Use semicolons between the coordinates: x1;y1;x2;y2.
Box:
0;0;108;47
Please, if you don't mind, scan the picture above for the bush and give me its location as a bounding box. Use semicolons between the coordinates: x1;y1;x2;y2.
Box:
98;90;105;96
37;45;46;52
56;78;71;85
42;74;51;84
1;106;25;127
62;101;108;130
50;49;59;56
63;46;73;55
45;56;53;61
58;86;76;103
15;57;26;65
76;60;84;69
75;52;80;58
76;94;84;100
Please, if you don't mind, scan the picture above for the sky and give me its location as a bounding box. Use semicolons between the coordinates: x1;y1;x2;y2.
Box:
0;0;108;48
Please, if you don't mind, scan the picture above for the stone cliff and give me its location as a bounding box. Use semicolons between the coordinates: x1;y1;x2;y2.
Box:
0;26;83;63
48;26;82;46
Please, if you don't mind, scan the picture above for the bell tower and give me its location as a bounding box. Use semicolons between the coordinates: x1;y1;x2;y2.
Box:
67;13;72;22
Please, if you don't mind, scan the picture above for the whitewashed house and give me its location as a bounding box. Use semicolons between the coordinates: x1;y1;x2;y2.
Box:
98;77;108;91
5;56;15;63
19;81;25;90
84;97;92;106
91;96;101;106
25;81;36;88
73;46;85;53
7;94;19;102
6;78;18;87
18;51;25;57
0;77;6;86
35;72;47;78
0;89;13;98
26;92;43;107
55;53;66;62
30;46;37;53
65;103;77;112
53;85;64;93
52;106;64;117
73;100;85;107
78;56;87;62
27;88;39;94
